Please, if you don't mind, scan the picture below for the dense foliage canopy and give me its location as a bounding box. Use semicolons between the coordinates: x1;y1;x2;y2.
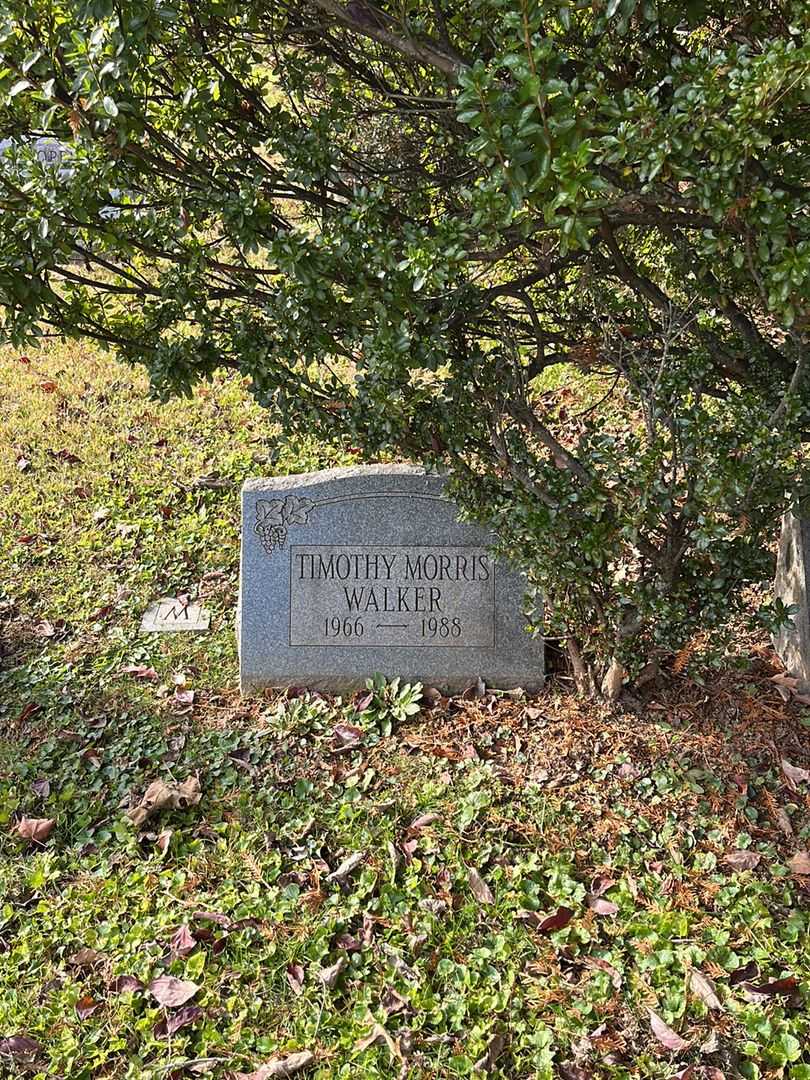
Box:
2;1;810;690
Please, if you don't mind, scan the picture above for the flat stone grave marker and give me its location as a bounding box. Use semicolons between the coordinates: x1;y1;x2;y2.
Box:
141;597;211;633
239;465;544;694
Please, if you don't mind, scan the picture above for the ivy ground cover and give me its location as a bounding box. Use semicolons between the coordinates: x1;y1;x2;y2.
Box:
0;344;808;1079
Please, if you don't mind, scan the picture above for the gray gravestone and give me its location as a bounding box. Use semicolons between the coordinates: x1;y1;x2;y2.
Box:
774;512;810;680
239;465;544;694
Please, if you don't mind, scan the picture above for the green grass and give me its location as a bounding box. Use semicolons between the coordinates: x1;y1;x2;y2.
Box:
1;342;809;1079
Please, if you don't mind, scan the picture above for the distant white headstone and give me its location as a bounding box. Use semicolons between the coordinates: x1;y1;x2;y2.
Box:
0;136;123;218
0;136;71;175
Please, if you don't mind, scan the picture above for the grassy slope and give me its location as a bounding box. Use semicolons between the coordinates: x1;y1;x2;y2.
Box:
0;342;809;1080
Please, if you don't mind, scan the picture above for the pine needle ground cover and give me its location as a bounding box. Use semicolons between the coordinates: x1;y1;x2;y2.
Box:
0;345;808;1080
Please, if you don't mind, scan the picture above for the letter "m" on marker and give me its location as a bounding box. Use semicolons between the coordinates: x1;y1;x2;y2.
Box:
162;601;190;621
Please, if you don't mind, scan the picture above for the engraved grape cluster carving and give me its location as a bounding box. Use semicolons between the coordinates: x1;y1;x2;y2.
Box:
255;495;315;555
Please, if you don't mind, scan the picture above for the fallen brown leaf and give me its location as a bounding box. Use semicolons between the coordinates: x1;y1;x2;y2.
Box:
473;1033;506;1073
409;812;441;830
590;873;616;896
557;1065;591;1080
587;896;618;916
333;722;363;748
355;1022;401;1060
68;947;104;970
326;852;364;883
154;1004;203;1037
193;910;232;927
689;968;723;1012
14;817;55;843
148;975;200;1008
537;906;574;933
109;975;144;994
168;924;197;958
722;850;762;871
781;758;810;791
770;673;799;701
127;776;201;827
788;851;810;875
234;1050;315;1078
49;448;81;464
582;955;622;989
700;1031;720;1055
0;1036;40;1059
468;867;494;905
120;664;158;680
76;995;101;1020
729;960;759;986
14;699;39;725
380;985;408;1017
648;1008;689;1052
745;976;798;997
286;963;305;997
317;957;346;989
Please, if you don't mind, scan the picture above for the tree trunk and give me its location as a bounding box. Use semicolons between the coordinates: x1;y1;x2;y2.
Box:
567;637;598;698
601;657;626;701
567;640;626;701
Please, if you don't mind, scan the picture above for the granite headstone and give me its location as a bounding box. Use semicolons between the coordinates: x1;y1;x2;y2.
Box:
238;465;544;694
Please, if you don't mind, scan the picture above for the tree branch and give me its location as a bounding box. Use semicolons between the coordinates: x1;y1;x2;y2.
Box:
308;0;464;78
599;214;752;384
504;400;592;484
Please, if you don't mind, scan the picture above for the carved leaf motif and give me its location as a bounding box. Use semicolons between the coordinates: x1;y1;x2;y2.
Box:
282;495;314;526
256;499;285;527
